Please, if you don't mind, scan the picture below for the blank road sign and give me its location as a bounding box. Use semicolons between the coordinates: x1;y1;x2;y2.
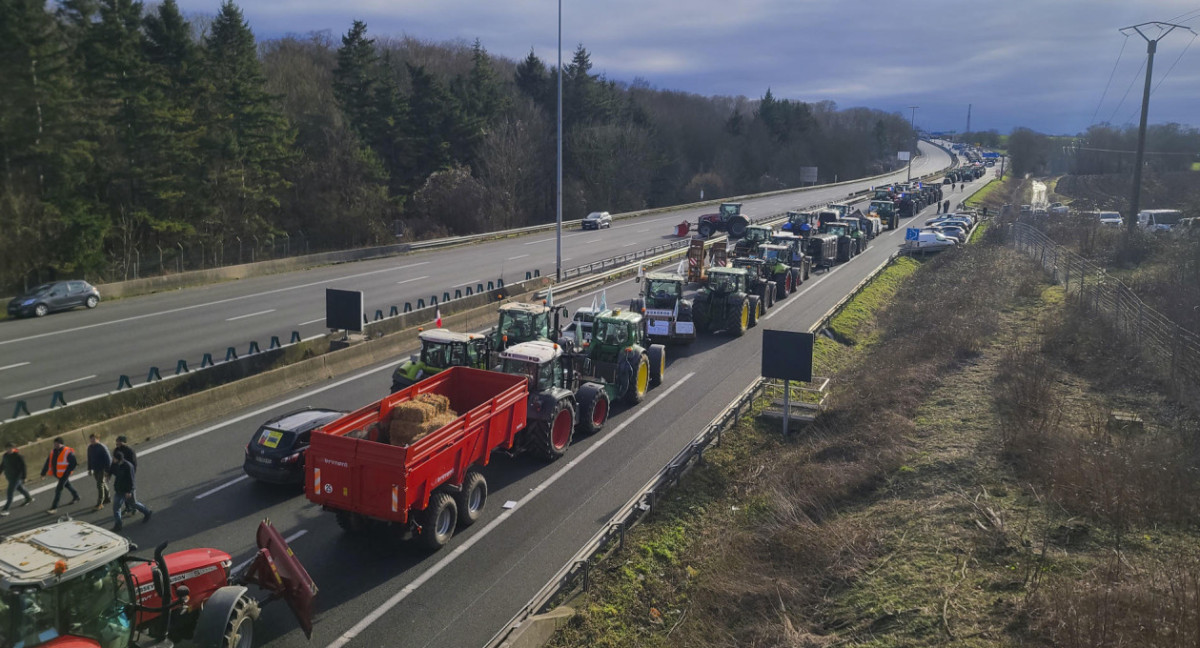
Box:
326;288;363;332
761;329;814;383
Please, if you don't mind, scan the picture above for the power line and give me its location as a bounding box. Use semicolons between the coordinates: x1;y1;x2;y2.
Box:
1091;34;1129;124
1123;31;1198;124
1108;57;1146;123
1167;6;1200;23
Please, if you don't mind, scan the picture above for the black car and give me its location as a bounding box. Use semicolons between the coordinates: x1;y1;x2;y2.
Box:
7;280;101;318
243;408;345;485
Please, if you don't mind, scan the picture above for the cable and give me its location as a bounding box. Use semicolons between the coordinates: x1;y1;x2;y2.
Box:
1167;6;1200;23
1108;57;1146;123
1122;31;1198;124
1090;34;1129;124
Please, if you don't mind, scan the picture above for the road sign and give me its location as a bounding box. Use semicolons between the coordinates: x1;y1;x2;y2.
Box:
326;288;363;332
905;228;920;241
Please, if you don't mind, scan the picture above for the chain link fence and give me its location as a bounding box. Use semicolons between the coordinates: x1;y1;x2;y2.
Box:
1010;222;1200;412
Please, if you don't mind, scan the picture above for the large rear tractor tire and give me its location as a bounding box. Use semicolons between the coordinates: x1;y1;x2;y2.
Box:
191;587;260;648
575;383;610;435
532;401;575;461
727;298;749;337
693;297;710;334
747;295;761;328
697;222;714;238
774;273;790;300
454;471;487;528
419;492;458;549
728;217;749;238
648;344;666;387
623;353;650;405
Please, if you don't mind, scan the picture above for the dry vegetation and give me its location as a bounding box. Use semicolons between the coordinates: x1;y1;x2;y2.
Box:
548;202;1200;647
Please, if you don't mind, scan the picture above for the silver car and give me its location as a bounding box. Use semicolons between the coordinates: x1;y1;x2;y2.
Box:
582;211;612;230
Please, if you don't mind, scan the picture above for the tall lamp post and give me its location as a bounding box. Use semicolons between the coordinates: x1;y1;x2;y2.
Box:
906;105;918;182
555;0;563;281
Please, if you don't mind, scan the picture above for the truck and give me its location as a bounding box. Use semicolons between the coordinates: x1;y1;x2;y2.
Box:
0;519;316;648
696;202;750;239
692;266;761;336
391;329;492;392
308;367;539;548
731;224;774;257
630;271;697;345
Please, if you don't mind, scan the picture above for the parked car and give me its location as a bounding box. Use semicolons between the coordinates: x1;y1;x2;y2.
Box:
582;211;613;230
1049;202;1069;215
929;225;968;243
1094;211;1123;227
244;407;346;485
903;231;958;252
7;280;100;318
1138;209;1184;232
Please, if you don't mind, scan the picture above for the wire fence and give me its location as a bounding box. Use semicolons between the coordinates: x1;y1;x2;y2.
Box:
1010;222;1200;413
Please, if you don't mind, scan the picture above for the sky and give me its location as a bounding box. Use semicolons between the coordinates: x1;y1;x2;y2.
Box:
178;0;1200;135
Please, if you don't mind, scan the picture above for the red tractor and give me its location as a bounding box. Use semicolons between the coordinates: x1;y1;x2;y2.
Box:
696;202;750;239
0;519;316;648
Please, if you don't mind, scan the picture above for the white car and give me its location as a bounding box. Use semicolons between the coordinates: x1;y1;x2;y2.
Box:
582;211;612;230
1048;202;1069;215
1095;211;1122;227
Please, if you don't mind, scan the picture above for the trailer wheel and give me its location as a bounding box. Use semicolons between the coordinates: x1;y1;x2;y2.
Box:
575;383;609;435
647;344;666;386
455;471;487;528
420;492;458;549
335;510;369;535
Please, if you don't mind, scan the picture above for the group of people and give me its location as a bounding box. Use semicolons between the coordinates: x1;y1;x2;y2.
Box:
1;434;152;532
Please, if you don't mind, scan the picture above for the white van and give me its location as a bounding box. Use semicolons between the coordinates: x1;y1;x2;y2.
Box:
903;231;958;251
1138;209;1184;232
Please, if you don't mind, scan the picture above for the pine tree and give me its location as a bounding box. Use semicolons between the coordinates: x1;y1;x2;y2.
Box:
456;39;507;126
332;20;378;144
514;49;550;110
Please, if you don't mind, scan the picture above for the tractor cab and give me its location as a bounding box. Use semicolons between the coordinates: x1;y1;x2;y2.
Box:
783;211;819;235
718;202;743;221
873;188;895;201
757;243;791;267
827;203;853;219
732;225;773;256
869;200;895;215
589;311;645;363
392;329;491;392
499;341;569;393
495;302;556;350
705;267;750;295
640;273;685;310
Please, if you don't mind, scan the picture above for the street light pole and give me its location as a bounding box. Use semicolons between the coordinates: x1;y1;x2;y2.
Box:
555;0;563;281
1119;21;1194;236
906;105;918;182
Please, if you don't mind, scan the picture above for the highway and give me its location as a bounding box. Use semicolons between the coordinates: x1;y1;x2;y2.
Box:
0;167;991;648
0;143;952;411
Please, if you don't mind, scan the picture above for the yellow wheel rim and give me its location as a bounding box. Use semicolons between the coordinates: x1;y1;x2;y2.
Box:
740;303;749;329
659;350;666;379
636;357;649;395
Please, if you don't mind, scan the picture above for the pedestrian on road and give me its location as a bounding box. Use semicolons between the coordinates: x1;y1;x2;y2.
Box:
87;434;112;510
110;453;151;532
943;200;950;214
113;436;139;515
41;438;80;514
951;182;956;191
1;443;33;515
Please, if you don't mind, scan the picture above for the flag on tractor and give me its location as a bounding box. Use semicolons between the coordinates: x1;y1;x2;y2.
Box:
436;308;442;328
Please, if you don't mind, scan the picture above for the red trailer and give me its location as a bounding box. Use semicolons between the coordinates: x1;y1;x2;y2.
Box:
306;367;529;549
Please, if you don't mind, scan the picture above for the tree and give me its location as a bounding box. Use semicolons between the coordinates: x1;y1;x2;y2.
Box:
1008;127;1050;177
514;49;550;109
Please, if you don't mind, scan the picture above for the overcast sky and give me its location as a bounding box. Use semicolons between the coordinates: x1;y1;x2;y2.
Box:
180;0;1200;135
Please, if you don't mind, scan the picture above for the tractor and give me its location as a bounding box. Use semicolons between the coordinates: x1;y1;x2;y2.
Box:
730;257;778;310
630;271;696;345
573;310;667;406
869;199;898;230
782;210;820;236
731;224;774;257
756;243;805;300
696;202;750;239
390;329;492;392
0;519;315;648
491;301;563;351
819;220;859;263
497;341;612;459
769;232;813;281
693;267;761;336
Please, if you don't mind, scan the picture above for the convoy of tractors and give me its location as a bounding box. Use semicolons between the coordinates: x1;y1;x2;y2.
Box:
4;167;966;648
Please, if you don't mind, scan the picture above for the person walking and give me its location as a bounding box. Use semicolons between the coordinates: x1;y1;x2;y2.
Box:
943;200;951;214
87;434;112;510
41;438;80;514
1;443;33;515
110;452;151;532
112;436;139;516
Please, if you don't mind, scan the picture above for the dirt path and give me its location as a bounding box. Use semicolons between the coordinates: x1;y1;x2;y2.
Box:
1031;179;1047;207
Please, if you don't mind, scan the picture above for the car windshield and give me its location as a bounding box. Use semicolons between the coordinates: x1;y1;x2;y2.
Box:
26;284;54;297
2;561;134;648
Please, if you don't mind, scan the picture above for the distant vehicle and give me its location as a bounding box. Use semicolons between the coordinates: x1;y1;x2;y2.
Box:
929;225;968;243
244;407;346;485
582;211;612;230
561;306;598;344
1092;211;1123;227
7;280;100;318
903;231;958;252
1048;202;1069;215
1138;209;1184;231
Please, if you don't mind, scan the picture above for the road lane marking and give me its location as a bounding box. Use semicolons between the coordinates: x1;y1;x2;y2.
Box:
298;318;326;326
507;254;529;260
622;241;639;247
523;238;554;246
760;263;847;322
396;275;430;285
0;262;431;348
195;474;250;499
325;372;697;648
225;309;275;322
453;279;479;287
0;362;30;372
231;529;309;574
6;375;97;400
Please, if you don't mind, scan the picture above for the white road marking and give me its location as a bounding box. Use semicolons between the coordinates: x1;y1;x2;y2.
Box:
324;372;697;648
523;238;554;246
396;275;430;285
507;254;529;260
195;474;250;499
0;362;30;372
231;529;309;574
622;241;639;247
225;309;275;322
761;264;845;321
0;262;431;347
6;375;97;400
298;318;326;326
636;228;650;233
453;279;480;287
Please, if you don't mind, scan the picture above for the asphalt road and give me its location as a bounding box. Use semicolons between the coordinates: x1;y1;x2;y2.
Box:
0;143;953;411
0;169;992;648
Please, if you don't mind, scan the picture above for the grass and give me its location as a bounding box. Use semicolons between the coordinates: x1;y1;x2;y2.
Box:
825;256;920;346
963;178;1003;209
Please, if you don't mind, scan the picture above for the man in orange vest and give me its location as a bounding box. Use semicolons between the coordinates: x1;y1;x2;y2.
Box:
41;437;80;514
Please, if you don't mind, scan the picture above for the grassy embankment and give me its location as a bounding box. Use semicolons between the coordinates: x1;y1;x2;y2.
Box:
549;222;1200;647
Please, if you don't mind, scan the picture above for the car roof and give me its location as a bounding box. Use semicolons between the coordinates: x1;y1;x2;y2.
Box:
264;408;345;433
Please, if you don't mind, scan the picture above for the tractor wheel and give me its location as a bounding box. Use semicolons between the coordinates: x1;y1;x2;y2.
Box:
419;492;458;549
747;295;761;328
774;273;789;300
532;400;575;460
727;298;749;337
763;282;776;309
648;344;666;387
693;297;710;333
791;268;803;289
575;382;609;435
335;510;370;535
697;222;714;238
455;471;487;528
622;354;650;405
728;217;748;238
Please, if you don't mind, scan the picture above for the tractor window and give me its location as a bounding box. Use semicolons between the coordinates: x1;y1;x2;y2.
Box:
709;274;738;292
537;361;554;391
448;343;467;367
533;312;551;339
420;342;449;368
646;280;679;303
745;228;768;243
10;562;132;648
501;357;542;390
553;357;566;388
594;320;628;346
466;342;481;366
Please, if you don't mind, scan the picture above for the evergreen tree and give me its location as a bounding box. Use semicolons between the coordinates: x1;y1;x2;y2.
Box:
332;20;377;144
405;62;476;189
514;49;550;109
455;39;507;127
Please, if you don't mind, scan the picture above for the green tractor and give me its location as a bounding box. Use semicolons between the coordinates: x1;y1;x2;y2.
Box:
390;329;492;392
576;309;667;406
869;199;899;230
769;232;812;281
693;267;762;336
756;243;805;300
629;271;696;345
498;341;611;460
491;301;561;351
730;257;778;310
732;224;774;257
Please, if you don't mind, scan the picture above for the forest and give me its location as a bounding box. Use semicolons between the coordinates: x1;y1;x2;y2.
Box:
0;0;918;291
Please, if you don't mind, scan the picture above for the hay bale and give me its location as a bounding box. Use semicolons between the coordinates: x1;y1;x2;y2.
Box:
390;412;457;446
345;428;368;440
392;400;435;423
415;392;450;414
